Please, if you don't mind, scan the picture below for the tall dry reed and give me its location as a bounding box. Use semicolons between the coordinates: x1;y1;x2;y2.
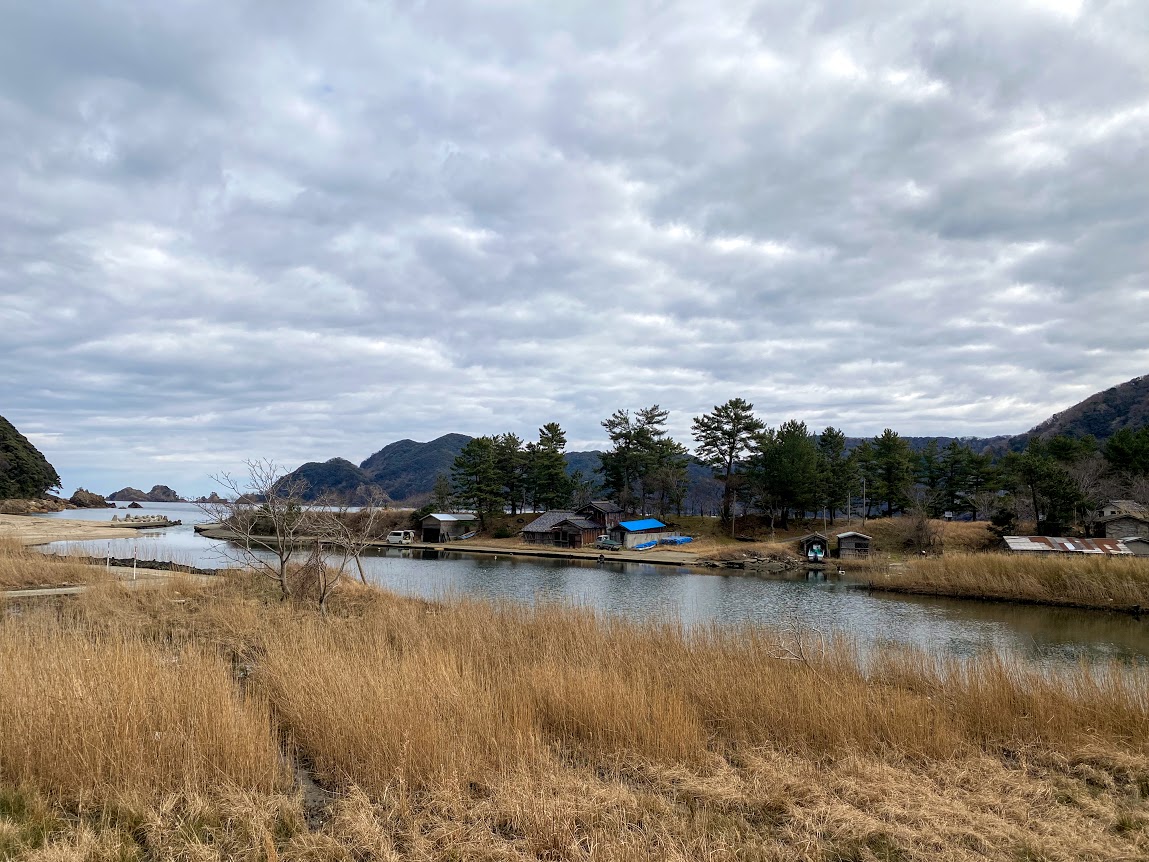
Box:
243;590;1149;797
0;620;286;803
0;537;107;589
877;552;1149;610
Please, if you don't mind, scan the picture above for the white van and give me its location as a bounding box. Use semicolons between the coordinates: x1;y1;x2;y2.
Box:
386;530;416;545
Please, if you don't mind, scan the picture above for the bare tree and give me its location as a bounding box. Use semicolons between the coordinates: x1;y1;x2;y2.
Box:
905;487;945;555
198;459;313;601
311;489;391;586
1068;454;1118;534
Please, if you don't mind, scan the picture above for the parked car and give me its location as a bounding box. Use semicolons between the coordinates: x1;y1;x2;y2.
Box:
594;535;623;551
386;530;416;545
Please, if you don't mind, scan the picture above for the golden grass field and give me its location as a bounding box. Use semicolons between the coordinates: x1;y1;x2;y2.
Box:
2;541;1149;861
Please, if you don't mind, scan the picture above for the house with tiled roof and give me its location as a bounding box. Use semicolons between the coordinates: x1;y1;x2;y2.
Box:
521;511;602;549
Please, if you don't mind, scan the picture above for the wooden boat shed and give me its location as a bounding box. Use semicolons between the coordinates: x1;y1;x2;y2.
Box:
797;533;829;561
836;531;872;559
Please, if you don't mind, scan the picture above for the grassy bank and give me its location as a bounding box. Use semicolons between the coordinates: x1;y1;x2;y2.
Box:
1;550;1148;859
870;552;1149;612
0;536;110;589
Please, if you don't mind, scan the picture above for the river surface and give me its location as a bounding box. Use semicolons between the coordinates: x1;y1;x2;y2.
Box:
35;502;1149;667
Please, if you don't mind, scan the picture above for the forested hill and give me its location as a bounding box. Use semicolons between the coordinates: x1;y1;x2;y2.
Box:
1025;374;1149;441
0;415;61;499
280;376;1149;503
282;434;609;504
359;433;472;502
843;435;1013;455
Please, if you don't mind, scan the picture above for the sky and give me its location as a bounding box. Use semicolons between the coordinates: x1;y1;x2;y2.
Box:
1;0;1146;497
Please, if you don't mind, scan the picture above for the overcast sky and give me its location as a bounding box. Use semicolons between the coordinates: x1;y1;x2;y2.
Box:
2;0;1146;496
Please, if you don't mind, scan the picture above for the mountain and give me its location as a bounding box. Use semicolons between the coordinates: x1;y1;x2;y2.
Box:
359;433;473;502
281;458;385;505
0;415;61;499
1026;374;1149;442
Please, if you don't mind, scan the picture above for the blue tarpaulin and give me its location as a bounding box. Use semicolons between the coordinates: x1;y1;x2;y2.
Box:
618;518;666;531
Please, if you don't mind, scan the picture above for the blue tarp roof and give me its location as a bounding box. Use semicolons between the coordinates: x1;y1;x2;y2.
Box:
618;518;667;531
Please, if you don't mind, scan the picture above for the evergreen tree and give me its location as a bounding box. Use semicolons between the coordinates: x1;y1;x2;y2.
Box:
691;398;765;524
815;426;853;525
526;422;575;511
0;415;61;499
871;429;915;516
450;436;503;527
493;433;526;514
746;420;818;530
600;405;686;513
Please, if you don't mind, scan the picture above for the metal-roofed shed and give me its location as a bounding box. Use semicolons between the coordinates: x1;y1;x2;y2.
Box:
420;512;478;543
610;518;677;548
1003;536;1131;555
836;531;872;559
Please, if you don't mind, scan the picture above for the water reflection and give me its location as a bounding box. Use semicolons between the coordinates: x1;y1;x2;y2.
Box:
35;514;1149;669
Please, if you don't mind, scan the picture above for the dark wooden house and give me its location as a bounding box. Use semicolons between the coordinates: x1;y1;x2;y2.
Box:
521;511;601;548
576;500;624;531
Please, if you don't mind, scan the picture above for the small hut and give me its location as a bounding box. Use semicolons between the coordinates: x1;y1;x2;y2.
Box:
836;531;872;559
420;513;478;543
1121;536;1149;557
797;533;829;562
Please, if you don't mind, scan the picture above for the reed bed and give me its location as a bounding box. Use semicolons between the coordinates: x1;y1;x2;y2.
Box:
0;621;286;804
2;546;1148;859
874;552;1149;610
0;536;108;589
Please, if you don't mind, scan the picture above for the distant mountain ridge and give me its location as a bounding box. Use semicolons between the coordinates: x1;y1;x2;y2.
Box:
1025;374;1149;441
280;375;1148;504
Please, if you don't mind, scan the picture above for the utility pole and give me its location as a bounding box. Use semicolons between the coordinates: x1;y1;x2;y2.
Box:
861;477;867;527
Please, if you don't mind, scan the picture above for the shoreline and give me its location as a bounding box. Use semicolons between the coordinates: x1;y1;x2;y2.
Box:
0;513;140;545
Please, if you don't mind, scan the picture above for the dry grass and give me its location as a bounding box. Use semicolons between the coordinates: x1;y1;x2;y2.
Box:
874;552;1149;611
0;537;110;589
2;539;1148;859
0;616;286;806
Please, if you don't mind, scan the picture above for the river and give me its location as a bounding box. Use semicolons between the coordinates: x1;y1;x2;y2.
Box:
34;502;1149;667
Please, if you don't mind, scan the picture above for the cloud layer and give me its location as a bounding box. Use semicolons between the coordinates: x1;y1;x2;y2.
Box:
1;0;1146;494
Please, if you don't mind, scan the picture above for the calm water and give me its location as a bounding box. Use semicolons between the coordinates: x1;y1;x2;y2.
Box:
35;502;1149;667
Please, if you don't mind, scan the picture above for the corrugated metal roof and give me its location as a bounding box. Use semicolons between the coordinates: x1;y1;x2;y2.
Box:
425;513;478;522
521;511;576;532
1004;536;1131;555
617;518;667;532
835;531;872;540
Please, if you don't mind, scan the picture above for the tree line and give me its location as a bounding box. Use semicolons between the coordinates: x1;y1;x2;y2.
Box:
445;400;1149;534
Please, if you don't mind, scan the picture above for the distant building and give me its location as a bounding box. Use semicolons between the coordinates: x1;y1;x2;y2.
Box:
420;513;478;543
576;500;624;531
1121;536;1149;557
1094;500;1149;540
1002;536;1131;555
797;533;829;562
521;511;602;548
836;531;872;559
610;518;676;548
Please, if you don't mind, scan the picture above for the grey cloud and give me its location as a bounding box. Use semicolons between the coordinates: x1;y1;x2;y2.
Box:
0;0;1145;494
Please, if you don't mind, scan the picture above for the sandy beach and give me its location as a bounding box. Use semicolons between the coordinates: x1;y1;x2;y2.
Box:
0;513;138;546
